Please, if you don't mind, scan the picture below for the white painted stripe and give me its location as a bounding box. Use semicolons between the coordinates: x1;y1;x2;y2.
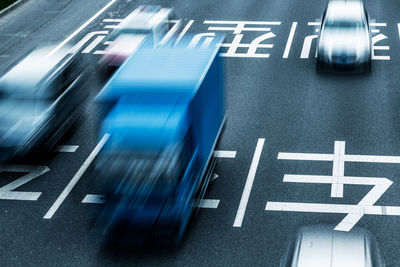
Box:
82;35;105;53
175;20;194;45
220;44;273;48
233;138;265;227
214;150;237;158
371;29;380;33
43;134;110;219
331;141;345;198
47;0;117;57
195;199;220;209
93;50;107;55
102;19;123;23
220;53;270;58
370;23;387;27
0;55;10;58
344;154;400;163
104;41;112;45
398;23;400;40
55;145;79;153
82;194;105;204
208;27;272;32
283;22;297;58
278;152;334;161
104;25;119;29
204;21;281;25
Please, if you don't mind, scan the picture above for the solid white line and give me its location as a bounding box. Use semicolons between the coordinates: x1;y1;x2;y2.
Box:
175;20;194;45
214;150;237;158
55;145;79;153
208;27;272;32
103;18;123;23
398;24;400;40
47;0;117;57
204;21;281;25
82;194;105;204
331;141;345;198
195;199;220;209
220;53;270;58
278;152;334;161
370;23;386;27
233;138;265;227
283;22;297;58
43;134;110;219
344;155;400;163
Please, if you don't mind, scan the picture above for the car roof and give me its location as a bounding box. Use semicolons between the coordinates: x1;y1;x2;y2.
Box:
326;0;365;21
292;225;374;267
0;46;72;91
96;33;225;102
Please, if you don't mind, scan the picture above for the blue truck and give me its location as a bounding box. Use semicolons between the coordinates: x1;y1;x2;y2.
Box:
94;34;225;245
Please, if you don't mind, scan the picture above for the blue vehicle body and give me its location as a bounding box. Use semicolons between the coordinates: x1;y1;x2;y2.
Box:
95;34;225;245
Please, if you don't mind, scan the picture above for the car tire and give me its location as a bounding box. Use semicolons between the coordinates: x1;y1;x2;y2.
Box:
316;59;325;73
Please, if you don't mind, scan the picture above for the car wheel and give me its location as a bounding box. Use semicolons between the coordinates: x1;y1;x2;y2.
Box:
316;59;325;73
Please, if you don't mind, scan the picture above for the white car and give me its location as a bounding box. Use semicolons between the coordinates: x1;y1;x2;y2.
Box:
280;225;385;267
316;0;371;72
99;5;182;73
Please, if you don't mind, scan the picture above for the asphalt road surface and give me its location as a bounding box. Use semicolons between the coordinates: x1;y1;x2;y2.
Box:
1;0;400;266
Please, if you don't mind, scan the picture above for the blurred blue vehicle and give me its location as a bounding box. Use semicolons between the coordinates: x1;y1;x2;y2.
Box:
94;34;225;246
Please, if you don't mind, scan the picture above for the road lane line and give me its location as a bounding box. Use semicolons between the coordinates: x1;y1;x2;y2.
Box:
47;0;117;57
82;194;105;204
54;145;79;153
233;138;265;227
214;150;237;158
43;134;109;219
175;20;194;45
331;141;345;198
195;199;220;209
283;22;297;58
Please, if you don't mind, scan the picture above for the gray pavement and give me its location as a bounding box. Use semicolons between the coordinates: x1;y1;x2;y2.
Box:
1;0;400;266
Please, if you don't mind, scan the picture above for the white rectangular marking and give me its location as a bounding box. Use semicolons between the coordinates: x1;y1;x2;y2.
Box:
82;35;105;53
204;21;281;25
82;194;105;204
233;138;265;227
43;134;109;219
283;22;297;58
54;145;79;153
278;152;334;161
195;199;220;209
214;150;237;158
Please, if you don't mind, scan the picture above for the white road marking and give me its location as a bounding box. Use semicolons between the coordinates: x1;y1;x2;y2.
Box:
47;0;117;57
93;50;107;55
43;134;109;219
82;35;106;53
283;22;297;58
54;145;79;153
269;140;400;231
0;55;10;58
70;31;109;53
398;23;400;40
175;20;194;45
214;150;237;158
0;165;49;201
331;141;345;198
233;138;265;227
102;19;123;23
82;194;105;204
212;173;219;181
195;199;220;209
204;20;281;25
370;23;387;27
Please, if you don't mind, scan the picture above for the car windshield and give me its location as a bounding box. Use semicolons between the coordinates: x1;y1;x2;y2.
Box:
325;16;364;28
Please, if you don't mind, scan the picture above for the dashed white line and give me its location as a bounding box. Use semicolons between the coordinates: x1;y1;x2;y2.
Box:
43;134;109;219
54;145;79;153
82;194;105;204
283;22;297;58
214;150;237;158
195;199;220;209
233;138;265;227
47;0;117;57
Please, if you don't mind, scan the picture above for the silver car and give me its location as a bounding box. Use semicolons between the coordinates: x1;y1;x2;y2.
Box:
280;225;385;267
316;0;371;72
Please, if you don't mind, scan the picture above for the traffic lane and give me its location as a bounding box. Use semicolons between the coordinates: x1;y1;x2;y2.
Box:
0;0;112;73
